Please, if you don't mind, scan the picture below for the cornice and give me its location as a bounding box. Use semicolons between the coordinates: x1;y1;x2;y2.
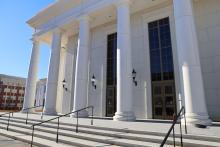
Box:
33;0;113;37
27;0;82;28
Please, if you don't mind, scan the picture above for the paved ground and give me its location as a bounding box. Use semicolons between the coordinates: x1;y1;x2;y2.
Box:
0;135;34;147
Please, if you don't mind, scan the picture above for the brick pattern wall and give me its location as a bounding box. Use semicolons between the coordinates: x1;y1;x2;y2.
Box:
0;81;25;111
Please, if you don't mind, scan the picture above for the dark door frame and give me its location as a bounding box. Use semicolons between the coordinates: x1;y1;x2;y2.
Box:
106;33;117;117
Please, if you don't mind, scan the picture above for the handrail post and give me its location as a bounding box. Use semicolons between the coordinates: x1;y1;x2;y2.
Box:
173;114;176;147
76;111;78;133
7;112;10;131
56;117;60;143
180;120;183;147
31;125;35;147
184;107;187;134
160;106;187;147
173;127;175;147
26;110;29;124
91;106;93;125
41;112;43;120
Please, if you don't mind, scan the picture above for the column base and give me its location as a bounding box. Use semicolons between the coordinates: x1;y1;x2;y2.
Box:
70;109;89;118
113;111;136;121
185;113;212;126
20;109;34;113
43;108;57;116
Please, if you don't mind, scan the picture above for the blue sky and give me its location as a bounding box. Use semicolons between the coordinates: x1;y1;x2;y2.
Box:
0;0;54;79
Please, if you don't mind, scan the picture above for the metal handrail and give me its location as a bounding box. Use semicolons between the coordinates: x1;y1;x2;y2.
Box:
0;105;43;130
31;106;94;147
160;106;187;147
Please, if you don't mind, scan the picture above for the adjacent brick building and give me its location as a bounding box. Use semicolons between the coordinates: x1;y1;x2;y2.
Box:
0;74;26;111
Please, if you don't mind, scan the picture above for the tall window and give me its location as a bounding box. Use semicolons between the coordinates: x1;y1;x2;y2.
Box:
149;17;174;81
106;33;117;85
106;33;117;117
149;17;176;120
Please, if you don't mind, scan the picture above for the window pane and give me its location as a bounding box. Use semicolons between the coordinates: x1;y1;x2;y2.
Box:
107;33;117;85
148;17;175;81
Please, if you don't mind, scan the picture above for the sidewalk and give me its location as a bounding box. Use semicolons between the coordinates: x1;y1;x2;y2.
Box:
0;135;34;147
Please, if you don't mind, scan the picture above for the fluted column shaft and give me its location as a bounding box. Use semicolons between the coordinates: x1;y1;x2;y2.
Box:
113;0;135;121
43;29;62;115
72;16;90;117
173;0;211;125
22;38;40;112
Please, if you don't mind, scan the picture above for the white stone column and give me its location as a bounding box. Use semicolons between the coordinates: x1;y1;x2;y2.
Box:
173;0;211;125
56;46;66;113
72;16;90;117
22;38;40;112
61;37;77;114
43;29;62;115
113;0;135;121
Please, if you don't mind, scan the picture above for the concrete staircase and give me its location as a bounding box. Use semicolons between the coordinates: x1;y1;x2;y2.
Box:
0;114;220;147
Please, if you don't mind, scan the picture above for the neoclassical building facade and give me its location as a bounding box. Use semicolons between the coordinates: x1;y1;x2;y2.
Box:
23;0;220;125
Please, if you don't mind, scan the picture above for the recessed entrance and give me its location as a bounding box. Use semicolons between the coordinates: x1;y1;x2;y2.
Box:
106;33;117;117
148;17;177;120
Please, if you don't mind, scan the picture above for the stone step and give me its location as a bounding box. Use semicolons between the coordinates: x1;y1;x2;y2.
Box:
0;119;169;147
1;115;171;136
0;126;72;147
1;118;220;147
1;115;220;144
35;124;220;147
0;122;171;147
35;125;174;147
0;125;112;147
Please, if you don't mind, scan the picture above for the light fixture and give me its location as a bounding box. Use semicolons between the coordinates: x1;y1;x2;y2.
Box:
132;69;137;86
62;79;67;91
91;74;97;89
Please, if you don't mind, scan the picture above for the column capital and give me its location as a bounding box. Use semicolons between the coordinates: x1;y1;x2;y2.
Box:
62;35;69;47
173;0;194;19
77;15;91;23
113;0;131;7
31;36;40;43
52;28;65;35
